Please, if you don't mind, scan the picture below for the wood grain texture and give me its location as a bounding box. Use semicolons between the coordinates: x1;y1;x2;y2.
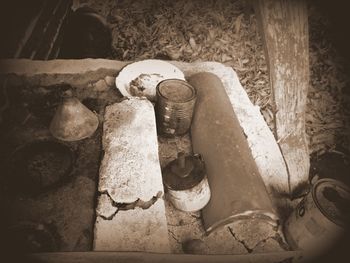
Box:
254;0;310;197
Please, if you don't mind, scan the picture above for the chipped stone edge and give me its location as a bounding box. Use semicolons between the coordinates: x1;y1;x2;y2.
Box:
0;59;290;211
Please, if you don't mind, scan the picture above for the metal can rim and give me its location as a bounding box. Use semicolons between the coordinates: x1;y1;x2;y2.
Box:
156;78;197;103
312;178;350;227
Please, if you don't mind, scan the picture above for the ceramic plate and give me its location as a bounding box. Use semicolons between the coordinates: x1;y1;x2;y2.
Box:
115;59;185;101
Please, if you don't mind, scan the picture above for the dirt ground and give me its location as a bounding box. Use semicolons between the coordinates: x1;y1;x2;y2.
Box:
0;82;121;253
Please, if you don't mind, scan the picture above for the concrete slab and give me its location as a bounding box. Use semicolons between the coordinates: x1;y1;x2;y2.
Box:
94;98;169;252
98;98;165;203
204;228;248;255
229;219;279;250
93;199;170;253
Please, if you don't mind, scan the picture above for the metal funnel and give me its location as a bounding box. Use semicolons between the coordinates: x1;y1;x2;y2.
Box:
49;97;99;141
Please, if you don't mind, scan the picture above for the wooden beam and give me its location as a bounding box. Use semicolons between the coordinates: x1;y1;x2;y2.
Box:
254;0;310;197
18;0;72;60
25;250;306;263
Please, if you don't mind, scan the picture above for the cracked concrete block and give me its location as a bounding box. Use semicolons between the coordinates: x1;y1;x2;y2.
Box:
93;199;170;253
98;98;164;203
96;193;118;219
204;227;248;255
229;219;277;250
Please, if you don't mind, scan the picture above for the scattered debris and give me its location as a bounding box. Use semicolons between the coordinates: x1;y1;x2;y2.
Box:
81;0;350;156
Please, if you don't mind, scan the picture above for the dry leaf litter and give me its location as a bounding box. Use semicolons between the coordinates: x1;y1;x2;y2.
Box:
80;0;350;156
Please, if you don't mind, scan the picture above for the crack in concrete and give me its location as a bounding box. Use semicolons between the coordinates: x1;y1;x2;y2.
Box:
249;234;290;252
227;226;289;253
168;229;181;244
227;226;252;253
249;236;273;252
97;209;118;220
116;191;162;211
97;190;163;220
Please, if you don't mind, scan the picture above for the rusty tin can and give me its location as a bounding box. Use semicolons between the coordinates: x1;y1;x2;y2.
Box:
162;153;211;212
284;178;350;253
156;79;197;137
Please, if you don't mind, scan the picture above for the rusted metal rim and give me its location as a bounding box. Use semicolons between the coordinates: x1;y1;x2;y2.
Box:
163;155;206;191
8;140;75;196
312;178;350;227
156;79;197;103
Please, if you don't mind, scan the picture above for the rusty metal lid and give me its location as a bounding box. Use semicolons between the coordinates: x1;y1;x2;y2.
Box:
163;153;206;191
313;178;350;227
157;79;196;103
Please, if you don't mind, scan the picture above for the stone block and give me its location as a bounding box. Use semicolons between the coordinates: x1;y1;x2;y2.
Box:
93;199;170;253
229;219;277;250
204;227;248;255
98;98;165;203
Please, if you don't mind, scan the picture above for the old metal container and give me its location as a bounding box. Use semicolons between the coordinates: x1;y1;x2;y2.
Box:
189;72;277;233
162;152;210;212
284;178;350;253
50;97;99;141
156;79;197;137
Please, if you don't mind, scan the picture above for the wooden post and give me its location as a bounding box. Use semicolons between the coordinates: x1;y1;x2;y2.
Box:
254;0;310;197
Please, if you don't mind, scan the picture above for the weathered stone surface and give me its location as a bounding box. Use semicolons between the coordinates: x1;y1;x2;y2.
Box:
94;98;169;252
93;79;109;92
104;75;115;87
0;59;127;88
98;98;164;203
229;219;277;250
204;227;248;255
96;193;118;219
93;199;170;253
252;237;286;253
